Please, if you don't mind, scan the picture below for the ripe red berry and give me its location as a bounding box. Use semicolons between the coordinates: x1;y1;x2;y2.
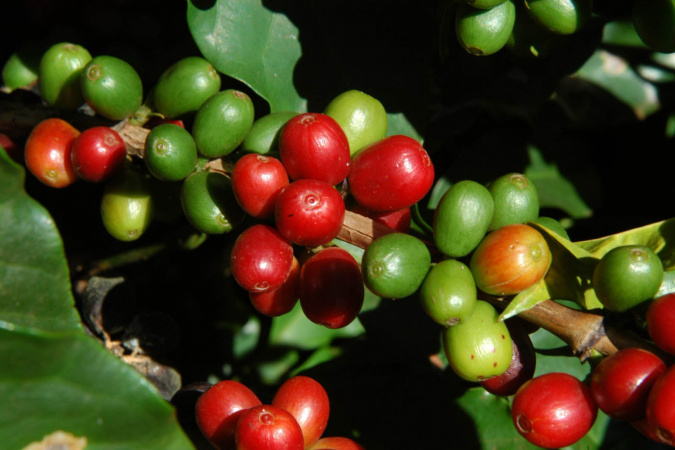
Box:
249;256;300;317
347;134;434;212
279;112;350;186
275;178;346;247
232;153;289;219
70;126;127;182
272;375;330;448
195;380;262;450
299;246;364;329
230;224;295;293
24;117;80;188
511;372;598;448
307;436;365;450
590;348;666;421
646;364;675;446
235;404;305;450
646;293;675;355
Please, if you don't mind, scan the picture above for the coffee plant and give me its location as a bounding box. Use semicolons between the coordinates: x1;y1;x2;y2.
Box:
3;0;675;448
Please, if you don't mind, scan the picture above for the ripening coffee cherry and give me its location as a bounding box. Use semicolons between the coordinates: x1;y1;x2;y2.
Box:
592;245;664;312
442;300;513;382
470;224;552;297
70;126;127;183
278;112;351;186
361;232;431;299
433;179;494;258
152;56;221;119
590;348;666;421
300;246;365;329
230;224;295;294
511;372;598;448
348;135;434;212
192;89;255;158
39;42;92;110
80;55;143;120
24;118;80;188
323;90;388;156
195;380;262;450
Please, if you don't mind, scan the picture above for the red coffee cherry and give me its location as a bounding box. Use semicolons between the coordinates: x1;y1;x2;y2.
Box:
590;347;666;421
235;404;305;450
24;117;80;188
249;256;300;317
646;293;675;355
511;372;598;448
272;375;330;448
275;178;345;247
279;112;351;186
299;246;364;329
347;134;434;212
230;224;295;293
232;153;289;219
646;364;675;446
195;380;262;450
70;126;127;183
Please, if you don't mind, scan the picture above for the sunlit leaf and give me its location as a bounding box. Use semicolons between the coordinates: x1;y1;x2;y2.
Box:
187;0;306;113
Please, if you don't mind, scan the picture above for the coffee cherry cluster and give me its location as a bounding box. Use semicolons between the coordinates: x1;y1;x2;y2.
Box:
450;0;675;58
194;375;363;450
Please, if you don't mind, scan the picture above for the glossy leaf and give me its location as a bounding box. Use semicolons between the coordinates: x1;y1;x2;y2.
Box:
0;149;81;333
525;146;592;220
187;0;306;113
0;327;192;450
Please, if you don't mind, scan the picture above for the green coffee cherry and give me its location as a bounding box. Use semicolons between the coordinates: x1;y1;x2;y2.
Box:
323;90;388;156
455;0;517;56
433;180;494;258
466;0;508;9
152;56;221;119
420;259;477;326
242;111;298;156
2;42;43;91
101;168;154;242
487;172;539;230
361;233;431;299
192;89;255;158
180;170;245;234
81;55;143;120
523;0;592;35
39;42;92;110
144;123;198;181
593;245;664;312
442;300;513;382
632;0;675;53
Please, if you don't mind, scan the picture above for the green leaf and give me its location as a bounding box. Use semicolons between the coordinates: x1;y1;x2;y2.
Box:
386;112;422;142
574;49;660;119
268;301;365;351
456;388;539;450
575;218;675;270
525;146;592;220
0;149;82;333
0;326;193;450
187;0;307;113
